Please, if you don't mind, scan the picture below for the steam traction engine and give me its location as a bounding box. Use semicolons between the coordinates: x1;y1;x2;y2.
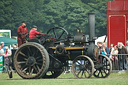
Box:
13;13;112;79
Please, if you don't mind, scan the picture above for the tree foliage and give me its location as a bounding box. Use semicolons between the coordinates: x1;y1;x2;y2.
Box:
0;0;111;36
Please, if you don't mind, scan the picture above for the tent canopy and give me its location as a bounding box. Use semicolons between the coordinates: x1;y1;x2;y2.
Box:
95;35;107;45
0;37;17;45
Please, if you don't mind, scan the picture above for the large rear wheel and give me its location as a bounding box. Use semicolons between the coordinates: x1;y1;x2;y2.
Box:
14;42;49;79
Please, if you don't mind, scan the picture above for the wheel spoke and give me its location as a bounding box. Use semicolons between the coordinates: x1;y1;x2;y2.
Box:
76;61;82;65
19;51;28;58
32;50;36;57
37;59;43;62
51;71;54;74
23;57;28;61
84;71;87;78
34;65;39;73
22;67;28;73
37;62;42;66
77;70;81;77
85;69;90;74
27;46;32;56
36;56;42;60
53;29;57;39
58;30;65;39
20;64;27;70
81;70;84;78
30;67;34;75
17;61;26;64
33;49;39;57
101;70;104;77
85;70;90;78
80;58;82;65
29;66;31;75
97;70;100;77
84;59;86;65
36;65;40;71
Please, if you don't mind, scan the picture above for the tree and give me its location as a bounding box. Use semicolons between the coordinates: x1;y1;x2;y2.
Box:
0;0;111;36
0;0;14;30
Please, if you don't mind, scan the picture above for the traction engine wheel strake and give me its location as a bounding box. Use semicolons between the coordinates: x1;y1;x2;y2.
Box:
72;55;94;79
14;42;49;79
93;54;112;78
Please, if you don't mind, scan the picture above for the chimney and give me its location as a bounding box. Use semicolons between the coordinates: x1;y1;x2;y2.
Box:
88;13;95;45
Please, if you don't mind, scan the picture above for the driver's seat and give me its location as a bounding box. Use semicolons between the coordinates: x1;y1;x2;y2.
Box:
28;38;41;44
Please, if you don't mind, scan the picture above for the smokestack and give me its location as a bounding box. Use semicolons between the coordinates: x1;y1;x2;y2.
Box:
88;13;95;44
87;13;96;58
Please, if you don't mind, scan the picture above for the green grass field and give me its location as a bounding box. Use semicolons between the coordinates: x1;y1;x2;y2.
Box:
0;72;128;85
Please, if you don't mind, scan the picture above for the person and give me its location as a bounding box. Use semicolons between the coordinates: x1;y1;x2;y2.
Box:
111;45;119;70
29;25;46;39
109;44;114;53
17;21;28;47
1;42;5;51
96;41;104;56
126;40;128;53
0;46;4;56
12;45;18;49
101;42;109;56
118;42;127;70
109;44;114;59
125;40;128;70
3;46;12;72
97;42;102;49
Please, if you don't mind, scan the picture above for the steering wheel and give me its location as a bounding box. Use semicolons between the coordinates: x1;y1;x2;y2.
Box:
47;27;69;42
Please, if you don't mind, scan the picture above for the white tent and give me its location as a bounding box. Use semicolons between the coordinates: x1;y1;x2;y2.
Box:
95;35;107;45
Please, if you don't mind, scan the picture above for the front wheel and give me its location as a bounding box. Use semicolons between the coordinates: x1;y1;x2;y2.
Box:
72;55;94;79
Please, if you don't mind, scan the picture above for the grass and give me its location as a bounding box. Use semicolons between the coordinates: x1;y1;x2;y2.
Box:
0;72;128;85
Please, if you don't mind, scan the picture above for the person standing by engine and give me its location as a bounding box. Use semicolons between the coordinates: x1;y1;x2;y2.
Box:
17;21;28;47
29;25;46;39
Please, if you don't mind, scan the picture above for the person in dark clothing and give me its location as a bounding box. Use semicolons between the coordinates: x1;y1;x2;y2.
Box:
118;42;128;70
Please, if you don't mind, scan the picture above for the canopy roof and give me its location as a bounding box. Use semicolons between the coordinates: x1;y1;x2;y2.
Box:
0;37;17;45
